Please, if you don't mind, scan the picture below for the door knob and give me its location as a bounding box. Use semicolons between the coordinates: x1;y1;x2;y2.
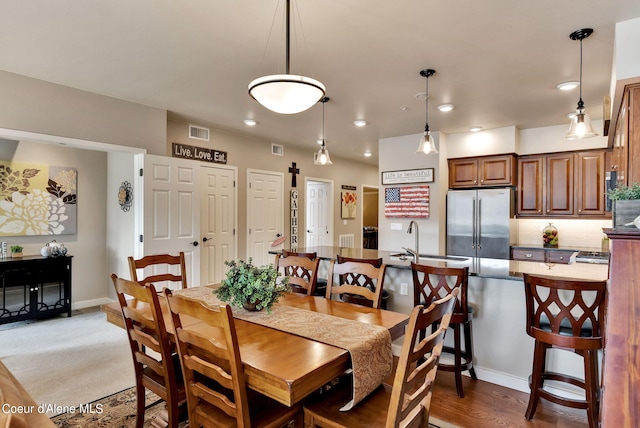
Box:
192;241;199;246
307;230;311;233
202;237;209;242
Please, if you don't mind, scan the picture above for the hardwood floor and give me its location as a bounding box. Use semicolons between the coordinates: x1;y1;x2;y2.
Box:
429;374;589;428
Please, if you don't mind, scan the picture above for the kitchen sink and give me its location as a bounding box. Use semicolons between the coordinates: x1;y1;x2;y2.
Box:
389;252;468;262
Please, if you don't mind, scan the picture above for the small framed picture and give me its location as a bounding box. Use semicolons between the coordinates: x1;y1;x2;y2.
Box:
341;191;357;219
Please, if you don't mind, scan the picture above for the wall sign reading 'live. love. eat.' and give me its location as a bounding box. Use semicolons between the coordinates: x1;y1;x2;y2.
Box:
172;142;227;164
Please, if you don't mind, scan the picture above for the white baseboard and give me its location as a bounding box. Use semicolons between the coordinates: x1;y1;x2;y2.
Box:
72;297;114;310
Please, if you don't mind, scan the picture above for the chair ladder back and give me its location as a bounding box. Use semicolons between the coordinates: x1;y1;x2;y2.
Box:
275;253;320;296
110;274;184;427
165;290;252;427
128;252;188;290
386;289;458;428
327;260;386;308
523;274;607;350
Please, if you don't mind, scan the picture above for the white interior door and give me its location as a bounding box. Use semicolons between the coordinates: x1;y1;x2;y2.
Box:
143;154;200;288
247;169;284;267
200;164;237;285
306;179;333;247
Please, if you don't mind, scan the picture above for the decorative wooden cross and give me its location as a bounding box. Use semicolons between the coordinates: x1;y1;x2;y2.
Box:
288;162;300;187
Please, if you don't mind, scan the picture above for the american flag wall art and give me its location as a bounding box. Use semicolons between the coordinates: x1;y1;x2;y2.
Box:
384;186;430;218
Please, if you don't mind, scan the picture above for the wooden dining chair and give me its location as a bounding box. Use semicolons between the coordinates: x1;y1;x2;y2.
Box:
335;255;389;309
164;289;302;428
110;274;186;428
128;252;187;290
275;251;320;296
303;288;459;428
523;273;607;428
326;258;387;309
411;262;476;398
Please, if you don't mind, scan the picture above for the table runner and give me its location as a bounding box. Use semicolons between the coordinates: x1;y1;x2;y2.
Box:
173;287;392;410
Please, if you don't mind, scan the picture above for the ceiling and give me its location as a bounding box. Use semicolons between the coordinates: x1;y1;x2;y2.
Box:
1;1;640;166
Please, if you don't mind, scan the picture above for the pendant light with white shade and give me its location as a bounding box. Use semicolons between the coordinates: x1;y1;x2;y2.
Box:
248;0;326;115
565;28;598;140
416;69;439;155
314;97;332;165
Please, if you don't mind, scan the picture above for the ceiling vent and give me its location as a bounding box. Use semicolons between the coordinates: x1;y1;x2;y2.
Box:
271;144;284;156
189;124;210;141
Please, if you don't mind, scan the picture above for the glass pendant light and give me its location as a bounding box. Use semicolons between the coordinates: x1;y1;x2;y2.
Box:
565;28;598;140
248;0;325;115
314;97;332;165
416;69;439;154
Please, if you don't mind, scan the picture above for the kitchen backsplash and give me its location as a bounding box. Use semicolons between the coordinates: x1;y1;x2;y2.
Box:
517;218;612;250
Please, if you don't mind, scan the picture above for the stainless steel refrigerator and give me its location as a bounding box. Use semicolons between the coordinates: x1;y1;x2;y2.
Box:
446;187;516;259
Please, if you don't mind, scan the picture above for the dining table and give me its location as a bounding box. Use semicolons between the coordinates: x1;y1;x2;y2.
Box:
101;285;409;408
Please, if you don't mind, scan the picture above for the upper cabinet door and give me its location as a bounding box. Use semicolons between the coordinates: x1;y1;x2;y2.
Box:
479;155;516;186
577;151;606;216
449;158;479;188
546;153;574;216
517;156;544;215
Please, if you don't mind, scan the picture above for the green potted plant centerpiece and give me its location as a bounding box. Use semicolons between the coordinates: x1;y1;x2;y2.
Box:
214;258;290;313
10;245;23;258
608;183;640;229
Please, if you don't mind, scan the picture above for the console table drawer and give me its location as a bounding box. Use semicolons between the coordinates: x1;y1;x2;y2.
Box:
512;249;545;262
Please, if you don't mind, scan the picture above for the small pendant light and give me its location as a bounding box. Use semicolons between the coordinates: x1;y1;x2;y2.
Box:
314;97;332;165
565;28;598;140
416;69;439;154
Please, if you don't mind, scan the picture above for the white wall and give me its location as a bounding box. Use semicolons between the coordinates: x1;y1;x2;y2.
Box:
519;120;608;154
615;17;640;81
446;126;519;158
0;140;108;307
378;132;447;254
0;70;167;152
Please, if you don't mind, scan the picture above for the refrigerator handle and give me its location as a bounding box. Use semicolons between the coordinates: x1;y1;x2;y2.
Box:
471;197;476;249
477;198;482;249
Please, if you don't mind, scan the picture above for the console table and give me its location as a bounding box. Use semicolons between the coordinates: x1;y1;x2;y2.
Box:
0;255;72;325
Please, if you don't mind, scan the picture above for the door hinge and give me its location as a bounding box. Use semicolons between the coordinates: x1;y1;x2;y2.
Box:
139;235;144;243
139;168;144;177
249;228;251;234
233;228;236;236
233;180;236;187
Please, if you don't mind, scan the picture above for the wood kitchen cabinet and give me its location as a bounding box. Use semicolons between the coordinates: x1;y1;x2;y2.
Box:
517;150;606;218
609;84;640;186
449;154;516;188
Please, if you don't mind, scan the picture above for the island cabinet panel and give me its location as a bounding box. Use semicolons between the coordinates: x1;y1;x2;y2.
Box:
449;154;516;189
518;150;607;218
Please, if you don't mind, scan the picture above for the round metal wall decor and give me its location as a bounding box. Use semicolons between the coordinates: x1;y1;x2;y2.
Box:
118;181;133;211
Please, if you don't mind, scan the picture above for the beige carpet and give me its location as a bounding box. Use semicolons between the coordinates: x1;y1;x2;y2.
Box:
0;307;135;417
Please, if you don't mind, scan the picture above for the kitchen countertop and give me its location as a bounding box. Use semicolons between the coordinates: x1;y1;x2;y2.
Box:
272;246;609;282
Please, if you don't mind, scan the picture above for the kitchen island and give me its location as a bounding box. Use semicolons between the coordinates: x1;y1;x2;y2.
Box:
271;246;609;396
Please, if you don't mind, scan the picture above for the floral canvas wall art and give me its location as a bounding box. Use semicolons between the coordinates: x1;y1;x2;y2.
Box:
341;191;357;219
0;162;77;236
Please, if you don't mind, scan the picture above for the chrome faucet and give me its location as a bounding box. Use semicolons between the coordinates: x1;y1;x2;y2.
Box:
403;220;419;263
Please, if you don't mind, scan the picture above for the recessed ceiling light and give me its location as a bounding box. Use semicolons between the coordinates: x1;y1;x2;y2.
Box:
243;119;257;126
364;151;372;157
470;126;482;132
415;92;428;101
437;104;455;112
557;81;580;91
354;120;367;127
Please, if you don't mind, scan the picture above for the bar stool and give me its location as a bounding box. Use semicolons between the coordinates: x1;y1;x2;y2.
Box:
411;262;476;398
522;273;606;428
